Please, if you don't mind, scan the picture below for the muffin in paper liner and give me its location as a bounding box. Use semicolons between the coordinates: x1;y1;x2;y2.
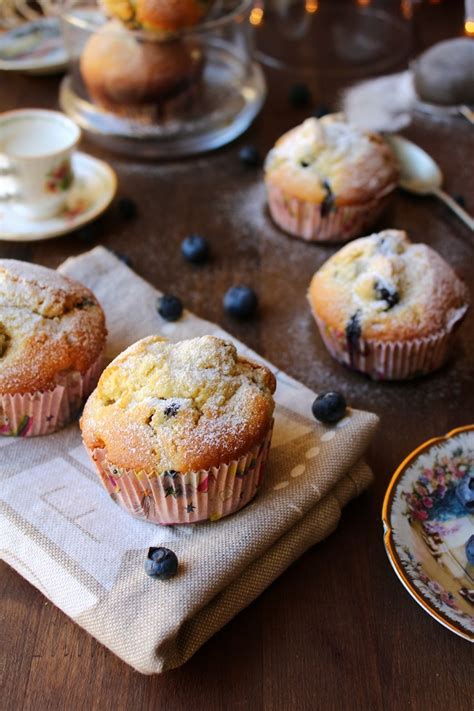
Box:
88;422;274;525
266;182;396;244
264;114;398;244
308;229;470;380
313;312;467;381
0;354;104;437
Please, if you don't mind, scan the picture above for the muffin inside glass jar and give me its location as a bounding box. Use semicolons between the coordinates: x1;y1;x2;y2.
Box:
60;1;266;157
79;21;205;119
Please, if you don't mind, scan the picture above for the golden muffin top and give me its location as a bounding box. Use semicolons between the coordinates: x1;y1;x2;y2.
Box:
264;113;398;206
81;335;276;473
308;230;470;341
100;0;214;32
80;20;204;106
0;260;106;394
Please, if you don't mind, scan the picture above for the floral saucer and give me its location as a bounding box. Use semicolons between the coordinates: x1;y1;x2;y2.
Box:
0;152;117;242
0;18;67;75
383;425;474;642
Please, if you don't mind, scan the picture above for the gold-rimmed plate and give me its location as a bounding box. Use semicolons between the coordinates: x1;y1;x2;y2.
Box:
383;425;474;642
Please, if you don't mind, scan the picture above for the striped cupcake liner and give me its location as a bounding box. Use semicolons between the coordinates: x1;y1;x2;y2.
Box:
88;423;274;525
266;183;395;243
313;313;468;381
0;353;104;437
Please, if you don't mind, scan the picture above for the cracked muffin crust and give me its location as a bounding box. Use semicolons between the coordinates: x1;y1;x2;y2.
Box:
308;230;470;379
309;230;469;340
264;114;398;242
0;260;106;395
265;113;397;206
80;21;204;114
81;335;276;473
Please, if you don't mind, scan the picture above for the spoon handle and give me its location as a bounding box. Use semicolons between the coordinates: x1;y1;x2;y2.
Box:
459;105;474;125
432;187;474;232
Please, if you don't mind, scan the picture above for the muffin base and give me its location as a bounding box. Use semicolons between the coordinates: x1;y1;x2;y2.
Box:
312;312;468;380
86;79;201;125
0;354;104;437
88;423;274;525
266;182;396;243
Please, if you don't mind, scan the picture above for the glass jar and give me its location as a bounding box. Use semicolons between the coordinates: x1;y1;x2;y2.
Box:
59;0;266;157
253;0;414;79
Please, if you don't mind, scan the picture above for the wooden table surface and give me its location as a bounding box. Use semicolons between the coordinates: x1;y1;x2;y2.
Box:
1;2;473;709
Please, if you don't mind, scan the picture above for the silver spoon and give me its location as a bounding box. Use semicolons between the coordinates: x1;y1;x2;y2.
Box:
385;134;474;232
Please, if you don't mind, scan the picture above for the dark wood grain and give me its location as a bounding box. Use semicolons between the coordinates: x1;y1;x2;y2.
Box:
1;2;473;710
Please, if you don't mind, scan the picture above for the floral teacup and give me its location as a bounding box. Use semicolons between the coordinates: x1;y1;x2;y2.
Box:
0;109;80;220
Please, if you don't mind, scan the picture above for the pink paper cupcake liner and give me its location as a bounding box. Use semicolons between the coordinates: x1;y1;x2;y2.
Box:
313;312;467;381
88;422;274;525
0;354;104;437
266;182;395;243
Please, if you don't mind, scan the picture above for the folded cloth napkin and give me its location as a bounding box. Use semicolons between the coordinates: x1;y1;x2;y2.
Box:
0;247;379;674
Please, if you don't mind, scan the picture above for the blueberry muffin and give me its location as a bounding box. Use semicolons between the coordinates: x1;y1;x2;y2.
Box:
264;113;398;243
0;260;106;436
81;335;276;524
101;0;215;32
308;230;469;380
80;21;204;119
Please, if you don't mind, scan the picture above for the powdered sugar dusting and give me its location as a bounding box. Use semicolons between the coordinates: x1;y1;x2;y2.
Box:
265;114;398;202
0;259;106;393
82;335;275;472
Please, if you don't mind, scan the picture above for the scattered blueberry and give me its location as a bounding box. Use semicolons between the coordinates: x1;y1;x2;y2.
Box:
223;285;258;319
75;220;100;243
239;145;262;167
453;194;466;208
117;253;132;267
312;104;330;119
117;197;138;220
312;391;347;424
181;234;210;264
157;294;183;322
466;535;474;565
288;83;312;108
455;472;474;511
144;547;178;580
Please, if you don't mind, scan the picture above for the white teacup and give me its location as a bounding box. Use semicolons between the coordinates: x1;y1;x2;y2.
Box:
0;109;80;220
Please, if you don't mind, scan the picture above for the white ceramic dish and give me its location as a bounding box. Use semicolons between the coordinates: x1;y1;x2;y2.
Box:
0;151;117;241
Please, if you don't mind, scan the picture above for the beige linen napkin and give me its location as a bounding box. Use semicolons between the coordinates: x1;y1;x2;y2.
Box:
0;247;378;674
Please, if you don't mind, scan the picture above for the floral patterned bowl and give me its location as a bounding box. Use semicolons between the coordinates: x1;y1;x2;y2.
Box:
382;425;474;642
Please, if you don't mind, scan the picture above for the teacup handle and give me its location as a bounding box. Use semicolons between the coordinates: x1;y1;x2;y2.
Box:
0;157;18;202
0;154;13;176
